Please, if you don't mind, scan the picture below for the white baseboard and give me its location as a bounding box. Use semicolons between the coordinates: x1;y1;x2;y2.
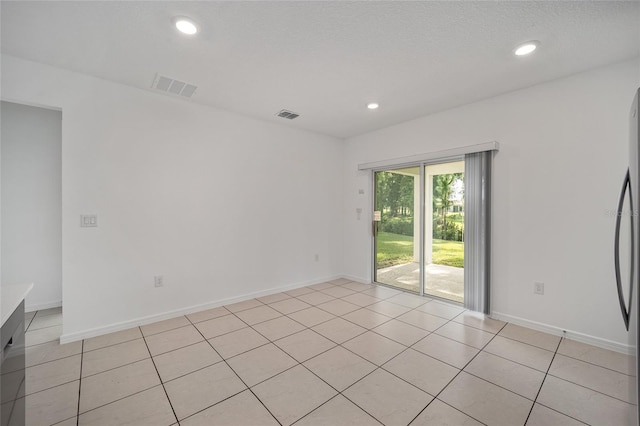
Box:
59;274;342;344
26;300;62;313
341;274;371;284
491;311;633;355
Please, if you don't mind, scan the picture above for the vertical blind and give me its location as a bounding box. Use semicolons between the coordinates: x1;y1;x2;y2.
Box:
464;151;493;314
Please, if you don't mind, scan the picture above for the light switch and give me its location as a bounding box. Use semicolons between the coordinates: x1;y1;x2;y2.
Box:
80;214;98;228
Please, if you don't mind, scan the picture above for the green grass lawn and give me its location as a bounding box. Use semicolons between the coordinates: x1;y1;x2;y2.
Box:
376;232;414;268
432;239;464;268
376;231;464;268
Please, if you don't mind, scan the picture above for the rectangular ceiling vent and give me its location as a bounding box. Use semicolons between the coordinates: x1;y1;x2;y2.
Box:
276;109;300;120
151;74;197;98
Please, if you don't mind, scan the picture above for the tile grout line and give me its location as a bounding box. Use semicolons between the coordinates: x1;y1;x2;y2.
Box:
460;368;543;404
94;296;420;373
406;320;507;425
49;282;629;425
485;330;636;376
19;377;80;400
188;293;400;425
156;286;625;422
184;315;284;426
481;334;634;384
486;332;557;351
184;300;480;375
82;335;141;353
523;333;565;425
139;311;315;388
530;403;589;426
479;348;552;375
225;305;311;348
76;338;84;426
310;305;490;426
141;320;198;338
549;352;635;378
176;388;249;424
143;286;471;348
23;350;81;371
139;326;181;425
109;285;593;423
295;293;467;372
50;340;167;387
161;357;234;388
78;343;150;380
542;372;635;405
140;282;393;352
22;287;420;422
247;327;387;424
74;330;189;421
290;394;383;426
70;381;166;420
60;294;480;426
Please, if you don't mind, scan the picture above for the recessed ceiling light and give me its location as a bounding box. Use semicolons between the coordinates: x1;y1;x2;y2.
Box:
514;41;539;56
367;102;379;110
175;18;198;35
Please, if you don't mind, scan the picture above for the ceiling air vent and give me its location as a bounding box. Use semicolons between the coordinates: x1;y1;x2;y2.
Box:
151;74;197;98
276;109;300;120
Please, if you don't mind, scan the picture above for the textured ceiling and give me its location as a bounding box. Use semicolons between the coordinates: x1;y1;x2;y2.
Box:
2;1;639;138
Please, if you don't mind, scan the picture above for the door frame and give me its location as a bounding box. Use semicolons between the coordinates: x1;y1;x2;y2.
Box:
371;156;465;303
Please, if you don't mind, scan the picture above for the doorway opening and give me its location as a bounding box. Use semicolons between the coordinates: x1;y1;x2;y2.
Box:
1;101;63;316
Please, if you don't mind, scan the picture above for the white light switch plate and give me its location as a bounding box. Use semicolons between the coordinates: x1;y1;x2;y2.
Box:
80;214;98;227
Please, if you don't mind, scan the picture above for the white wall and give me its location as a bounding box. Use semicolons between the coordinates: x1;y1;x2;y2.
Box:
1;55;344;341
344;59;640;349
4;52;637;350
1;101;62;311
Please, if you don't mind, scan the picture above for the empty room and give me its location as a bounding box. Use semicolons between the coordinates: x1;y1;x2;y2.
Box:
1;1;640;425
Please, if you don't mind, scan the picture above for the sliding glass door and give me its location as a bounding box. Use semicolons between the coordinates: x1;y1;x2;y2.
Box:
373;167;421;293
373;160;465;304
424;161;465;302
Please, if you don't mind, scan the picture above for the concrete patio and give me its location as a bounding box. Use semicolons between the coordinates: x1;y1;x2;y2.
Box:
376;262;463;303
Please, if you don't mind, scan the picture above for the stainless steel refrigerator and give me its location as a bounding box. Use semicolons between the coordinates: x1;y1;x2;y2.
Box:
615;87;640;425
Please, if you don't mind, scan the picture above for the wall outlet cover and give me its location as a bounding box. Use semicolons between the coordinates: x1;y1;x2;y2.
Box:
154;275;164;287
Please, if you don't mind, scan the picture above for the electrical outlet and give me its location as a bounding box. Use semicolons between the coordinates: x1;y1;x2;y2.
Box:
534;281;544;295
154;275;164;288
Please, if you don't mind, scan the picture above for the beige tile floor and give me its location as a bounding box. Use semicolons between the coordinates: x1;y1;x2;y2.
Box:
20;280;635;425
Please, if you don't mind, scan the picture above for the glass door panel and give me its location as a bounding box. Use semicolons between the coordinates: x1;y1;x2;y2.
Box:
373;167;421;292
424;161;465;303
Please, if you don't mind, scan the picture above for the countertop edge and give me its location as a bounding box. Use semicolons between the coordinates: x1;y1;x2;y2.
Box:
1;283;34;326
